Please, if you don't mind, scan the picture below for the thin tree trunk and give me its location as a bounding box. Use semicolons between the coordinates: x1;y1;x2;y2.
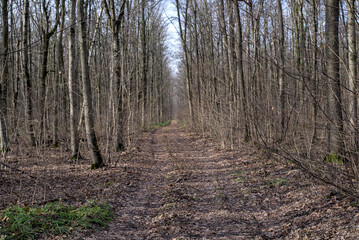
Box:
312;0;319;141
141;0;147;127
102;0;126;151
175;0;194;125
190;0;202;129
22;0;35;146
234;0;249;142
68;0;79;159
277;0;286;139
39;0;59;143
348;0;358;149
52;0;66;147
0;0;9;152
77;0;104;168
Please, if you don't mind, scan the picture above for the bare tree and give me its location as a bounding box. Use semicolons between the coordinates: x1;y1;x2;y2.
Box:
175;0;194;125
311;0;319;141
68;0;79;159
22;0;35;146
77;0;104;169
347;0;357;149
0;0;9;152
234;0;249;141
102;0;126;151
276;0;286;139
38;0;60;143
325;0;344;155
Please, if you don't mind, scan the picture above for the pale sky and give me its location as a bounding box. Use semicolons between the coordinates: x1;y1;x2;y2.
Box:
163;0;181;74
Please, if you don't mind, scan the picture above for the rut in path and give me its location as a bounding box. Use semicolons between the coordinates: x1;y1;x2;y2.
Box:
83;121;359;239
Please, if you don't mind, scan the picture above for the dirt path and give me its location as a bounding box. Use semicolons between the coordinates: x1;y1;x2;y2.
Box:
82;121;359;239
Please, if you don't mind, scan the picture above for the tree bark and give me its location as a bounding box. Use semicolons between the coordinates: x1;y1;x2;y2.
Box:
22;0;35;146
53;0;66;147
175;0;194;125
39;0;60;143
77;0;104;168
68;0;79;159
141;0;148;127
312;0;319;141
102;0;126;151
277;0;286;139
326;0;344;155
348;0;357;149
0;0;9;152
234;0;250;142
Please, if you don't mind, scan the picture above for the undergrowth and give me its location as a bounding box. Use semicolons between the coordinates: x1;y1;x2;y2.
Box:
323;154;344;164
150;120;171;129
0;201;113;240
178;120;185;126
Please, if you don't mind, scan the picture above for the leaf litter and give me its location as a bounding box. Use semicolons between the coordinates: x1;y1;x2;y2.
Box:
1;121;359;239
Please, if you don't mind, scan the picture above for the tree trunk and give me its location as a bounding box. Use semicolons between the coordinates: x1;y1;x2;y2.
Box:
68;0;79;159
348;0;357;149
312;0;319;141
141;0;147;127
326;0;344;155
77;0;104;169
0;0;9;152
234;0;249;142
176;0;194;125
39;0;59;143
22;0;35;146
52;0;66;147
277;0;286;139
102;0;126;151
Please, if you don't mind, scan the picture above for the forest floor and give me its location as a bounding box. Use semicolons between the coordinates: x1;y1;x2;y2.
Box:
2;120;359;239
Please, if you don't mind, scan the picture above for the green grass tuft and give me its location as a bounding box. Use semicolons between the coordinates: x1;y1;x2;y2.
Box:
149;120;172;129
0;201;113;240
268;177;288;186
106;181;114;186
228;170;243;176
234;177;244;182
323;154;344;164
178;120;185;126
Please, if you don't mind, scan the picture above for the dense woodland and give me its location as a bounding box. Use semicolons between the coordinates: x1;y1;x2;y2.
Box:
175;0;359;197
2;0;359;238
0;0;173;168
0;0;358;204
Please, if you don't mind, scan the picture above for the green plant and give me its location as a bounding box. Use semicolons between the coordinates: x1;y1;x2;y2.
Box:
234;177;244;182
0;201;113;240
149;120;172;129
164;203;174;209
268;177;287;186
228;170;243;176
90;162;105;169
229;169;245;182
323;154;344;164
191;194;198;201
178;120;185;126
51;143;58;148
106;181;114;186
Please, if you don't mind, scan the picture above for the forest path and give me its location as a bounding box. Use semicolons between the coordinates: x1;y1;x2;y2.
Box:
84;121;359;239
